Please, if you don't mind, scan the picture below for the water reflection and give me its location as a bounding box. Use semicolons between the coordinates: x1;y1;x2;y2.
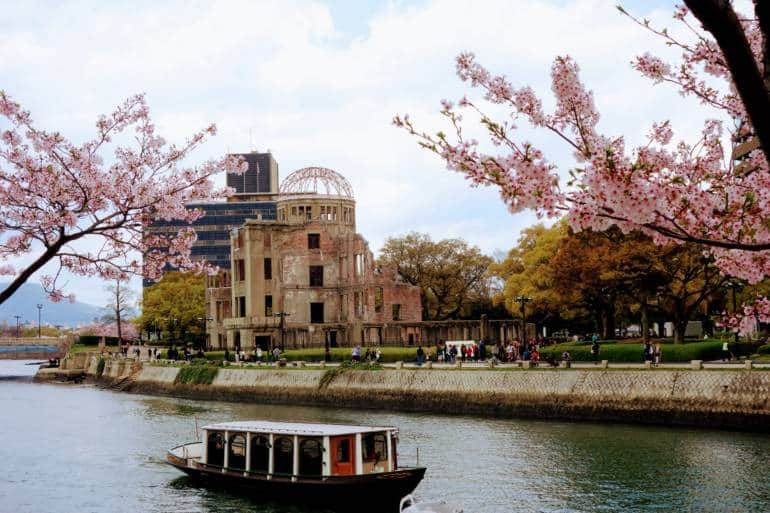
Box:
1;361;769;513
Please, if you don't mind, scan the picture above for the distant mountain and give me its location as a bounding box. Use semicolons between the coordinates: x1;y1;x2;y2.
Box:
0;282;103;327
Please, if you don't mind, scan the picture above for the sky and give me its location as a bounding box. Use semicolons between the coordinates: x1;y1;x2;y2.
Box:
0;0;739;307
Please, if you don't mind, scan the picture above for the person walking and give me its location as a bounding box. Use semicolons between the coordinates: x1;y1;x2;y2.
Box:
416;346;425;366
721;341;730;362
590;339;600;363
654;342;662;367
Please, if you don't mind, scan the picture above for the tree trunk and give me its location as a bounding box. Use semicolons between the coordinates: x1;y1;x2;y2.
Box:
684;0;770;166
601;306;616;340
641;303;650;343
673;321;687;344
115;281;122;343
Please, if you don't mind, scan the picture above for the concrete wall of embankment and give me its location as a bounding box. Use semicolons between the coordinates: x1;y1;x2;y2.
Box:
109;364;770;431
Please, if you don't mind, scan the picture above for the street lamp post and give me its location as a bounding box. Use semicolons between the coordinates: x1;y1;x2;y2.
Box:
196;316;214;350
514;296;532;349
273;312;290;351
13;315;21;338
36;304;43;339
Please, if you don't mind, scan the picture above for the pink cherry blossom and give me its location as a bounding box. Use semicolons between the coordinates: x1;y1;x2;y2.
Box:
395;5;768;333
0;92;246;304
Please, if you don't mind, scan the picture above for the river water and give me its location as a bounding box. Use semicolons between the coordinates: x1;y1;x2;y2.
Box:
1;360;769;513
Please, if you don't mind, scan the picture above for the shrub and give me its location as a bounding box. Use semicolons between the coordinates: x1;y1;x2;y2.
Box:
95;358;105;377
318;361;382;389
757;344;770;355
175;365;218;385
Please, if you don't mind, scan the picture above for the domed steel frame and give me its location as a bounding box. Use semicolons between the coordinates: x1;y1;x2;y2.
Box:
280;167;354;198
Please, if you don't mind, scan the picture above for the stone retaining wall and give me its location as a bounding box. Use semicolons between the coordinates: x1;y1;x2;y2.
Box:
111;364;770;431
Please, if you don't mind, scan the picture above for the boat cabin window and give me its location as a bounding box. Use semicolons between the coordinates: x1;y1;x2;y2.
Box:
362;432;388;473
207;432;225;467
298;438;323;477
250;435;270;473
228;434;246;470
362;432;387;463
274;436;294;475
336;439;350;463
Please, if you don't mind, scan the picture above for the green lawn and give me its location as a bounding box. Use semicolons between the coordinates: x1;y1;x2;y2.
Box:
176;346;434;363
68;344;121;354
540;341;726;363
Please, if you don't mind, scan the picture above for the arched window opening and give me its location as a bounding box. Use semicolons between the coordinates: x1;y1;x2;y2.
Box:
299;438;323;477
274;437;294;475
250;435;270;473
207;432;225;467
228;434;246;470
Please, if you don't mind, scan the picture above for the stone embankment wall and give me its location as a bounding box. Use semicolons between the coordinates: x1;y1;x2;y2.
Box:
66;356;770;432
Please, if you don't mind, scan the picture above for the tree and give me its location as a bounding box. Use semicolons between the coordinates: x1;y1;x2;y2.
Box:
139;271;205;344
653;244;730;343
682;1;770;165
491;223;574;330
0;93;245;306
378;232;494;320
79;321;139;342
101;280;135;342
395;4;770;324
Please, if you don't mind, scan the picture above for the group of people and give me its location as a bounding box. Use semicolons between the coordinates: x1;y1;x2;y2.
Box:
435;340;487;363
225;346;282;363
350;345;382;364
643;341;662;366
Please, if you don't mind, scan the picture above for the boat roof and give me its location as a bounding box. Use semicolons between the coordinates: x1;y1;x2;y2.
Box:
202;420;396;436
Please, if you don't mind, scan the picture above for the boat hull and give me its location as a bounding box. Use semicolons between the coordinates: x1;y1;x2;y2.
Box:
167;455;426;512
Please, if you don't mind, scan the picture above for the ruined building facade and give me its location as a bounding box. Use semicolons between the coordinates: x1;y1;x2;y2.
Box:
148;153;527;350
206;167;422;350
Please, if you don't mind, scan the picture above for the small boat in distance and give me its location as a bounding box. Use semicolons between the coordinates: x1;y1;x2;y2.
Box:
167;420;426;512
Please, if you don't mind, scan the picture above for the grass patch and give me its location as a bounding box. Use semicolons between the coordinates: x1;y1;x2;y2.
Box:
540;341;724;363
69;344;121;354
175;365;219;385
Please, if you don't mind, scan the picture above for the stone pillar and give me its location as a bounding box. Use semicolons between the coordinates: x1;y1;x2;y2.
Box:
644;361;652;369
745;360;753;370
691;360;703;370
480;314;488;341
268;434;274;478
522;361;531;369
600;360;609;368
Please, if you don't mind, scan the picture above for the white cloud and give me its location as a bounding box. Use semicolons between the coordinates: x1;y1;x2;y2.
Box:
0;0;713;306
